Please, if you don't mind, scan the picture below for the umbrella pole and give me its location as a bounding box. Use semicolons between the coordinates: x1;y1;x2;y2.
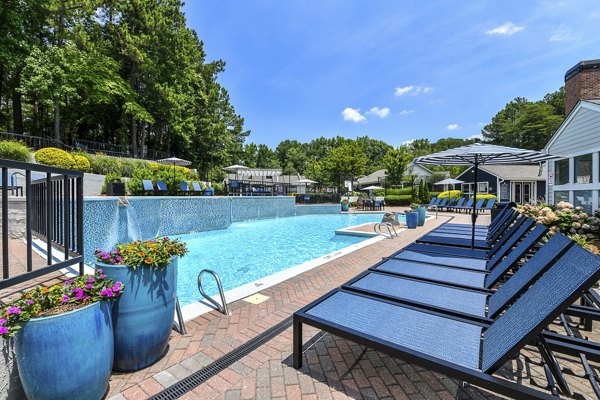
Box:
471;159;478;249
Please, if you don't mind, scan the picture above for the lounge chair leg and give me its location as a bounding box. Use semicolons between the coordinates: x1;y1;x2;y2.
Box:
537;336;572;396
293;317;303;369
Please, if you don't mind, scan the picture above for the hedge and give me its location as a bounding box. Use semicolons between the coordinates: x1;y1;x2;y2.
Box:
0;140;31;162
35;147;75;169
475;194;497;200
384;195;412;206
384;188;412;196
438;190;462;199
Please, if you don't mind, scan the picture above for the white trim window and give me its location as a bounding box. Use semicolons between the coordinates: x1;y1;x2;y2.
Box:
461;182;488;196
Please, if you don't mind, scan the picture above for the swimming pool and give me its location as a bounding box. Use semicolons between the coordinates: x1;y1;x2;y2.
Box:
174;213;388;306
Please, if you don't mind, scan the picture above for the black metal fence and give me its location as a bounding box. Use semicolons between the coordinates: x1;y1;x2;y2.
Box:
0;159;84;290
295;193;341;204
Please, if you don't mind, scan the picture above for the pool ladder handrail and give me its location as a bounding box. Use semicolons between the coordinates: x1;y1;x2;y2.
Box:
373;222;398;239
198;269;230;315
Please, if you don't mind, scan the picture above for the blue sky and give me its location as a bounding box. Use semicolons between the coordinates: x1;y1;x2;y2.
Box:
183;1;600;148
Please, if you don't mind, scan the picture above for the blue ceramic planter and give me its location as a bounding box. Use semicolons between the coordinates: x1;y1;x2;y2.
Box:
341;202;349;211
416;207;426;226
97;258;177;372
14;301;113;400
405;211;418;229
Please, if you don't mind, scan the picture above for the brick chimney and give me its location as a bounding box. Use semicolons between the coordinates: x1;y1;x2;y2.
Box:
564;59;600;115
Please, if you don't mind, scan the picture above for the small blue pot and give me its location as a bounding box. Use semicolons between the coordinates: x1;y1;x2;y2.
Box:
341;202;350;211
15;301;114;400
97;258;177;372
405;212;418;229
416;207;426;226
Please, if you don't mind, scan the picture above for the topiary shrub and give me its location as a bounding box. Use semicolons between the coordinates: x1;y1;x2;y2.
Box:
72;155;91;172
438;190;462;199
34;147;75;169
475;194;497;200
384;195;412;206
0;140;32;162
385;188;412;196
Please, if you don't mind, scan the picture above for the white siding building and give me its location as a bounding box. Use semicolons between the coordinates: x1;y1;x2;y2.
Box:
544;100;600;213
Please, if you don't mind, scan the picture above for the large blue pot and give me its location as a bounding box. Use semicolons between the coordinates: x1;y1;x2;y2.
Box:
97;258;177;372
14;301;113;400
405;211;418;229
416;207;426;226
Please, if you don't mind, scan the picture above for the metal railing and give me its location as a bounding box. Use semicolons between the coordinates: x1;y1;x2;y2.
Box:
295;193;341;204
197;269;229;315
0;159;84;290
373;222;398;239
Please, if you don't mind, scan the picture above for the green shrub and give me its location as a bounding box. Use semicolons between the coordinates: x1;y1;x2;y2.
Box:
72;155;91;172
88;155;123;175
385;188;412;196
475;194;497;200
34;147;75;169
384;195;412;206
438;190;462;199
429;191;441;197
0;140;31;162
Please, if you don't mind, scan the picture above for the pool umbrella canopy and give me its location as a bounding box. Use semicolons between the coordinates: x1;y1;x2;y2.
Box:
361;185;384;198
434;178;464;192
413;143;560;248
222;164;249;172
296;178;318;184
157;157;192;184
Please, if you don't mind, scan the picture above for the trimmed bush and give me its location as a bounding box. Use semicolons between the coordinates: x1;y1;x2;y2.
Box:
475;194;497;200
385;188;412;196
72;155;91;172
0;140;31;162
438;190;462;199
35;147;75;169
384;195;412;206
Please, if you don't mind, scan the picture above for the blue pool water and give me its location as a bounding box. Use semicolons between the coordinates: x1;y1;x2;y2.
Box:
174;213;388;306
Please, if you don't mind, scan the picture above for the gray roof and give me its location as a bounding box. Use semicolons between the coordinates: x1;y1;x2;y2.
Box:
357;169;387;185
477;164;547;181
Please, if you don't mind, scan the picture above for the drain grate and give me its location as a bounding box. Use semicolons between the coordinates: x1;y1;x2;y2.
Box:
149;316;293;400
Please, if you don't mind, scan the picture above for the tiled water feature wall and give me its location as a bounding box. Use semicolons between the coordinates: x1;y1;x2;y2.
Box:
83;196;340;264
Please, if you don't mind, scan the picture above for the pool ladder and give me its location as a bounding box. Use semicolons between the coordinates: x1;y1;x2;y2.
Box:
373;222;398;239
198;269;230;315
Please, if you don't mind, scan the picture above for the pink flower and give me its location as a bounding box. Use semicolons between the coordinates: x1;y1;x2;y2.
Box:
85;284;94;290
26;300;34;305
7;307;21;315
0;318;6;325
0;327;8;335
62;295;70;303
86;277;95;283
100;288;114;297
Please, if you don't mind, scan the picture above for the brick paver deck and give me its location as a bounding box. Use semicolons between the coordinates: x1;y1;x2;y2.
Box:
103;211;600;400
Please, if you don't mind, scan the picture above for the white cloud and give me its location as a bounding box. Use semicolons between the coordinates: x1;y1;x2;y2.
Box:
342;107;366;123
446;123;461;131
402;139;415;146
394;85;433;96
485;22;524;36
549;25;578;42
395;86;414;96
398;110;414;116
469;133;484;140
367;107;390;118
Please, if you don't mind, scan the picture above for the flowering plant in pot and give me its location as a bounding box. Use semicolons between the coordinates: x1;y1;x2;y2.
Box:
95;236;188;371
404;208;418;229
1;270;123;400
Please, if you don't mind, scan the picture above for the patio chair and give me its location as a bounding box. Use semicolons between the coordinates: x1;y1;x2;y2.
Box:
479;198;496;213
454;197;474;213
443;203;512;230
443;197;456;211
416;211;526;250
444;197;464;212
426;197;442;210
180;181;190;195
425;197;437;207
405;214;527;259
192;181;203;193
293;238;600;399
432;198;448;211
142;179;154;194
373;200;383;211
350;233;574;320
386;220;543;286
430;209;518;238
156;180;168;194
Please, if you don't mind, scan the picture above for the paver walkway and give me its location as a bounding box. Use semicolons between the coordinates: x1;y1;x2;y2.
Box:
105;211;599;400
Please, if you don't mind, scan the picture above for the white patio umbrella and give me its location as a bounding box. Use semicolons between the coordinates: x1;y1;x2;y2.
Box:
296;178;318;184
434;178;464;191
361;185;384;197
414;143;560;248
222;164;249;194
157;156;192;184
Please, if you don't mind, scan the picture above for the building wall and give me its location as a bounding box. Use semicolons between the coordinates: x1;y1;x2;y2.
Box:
456;168;499;196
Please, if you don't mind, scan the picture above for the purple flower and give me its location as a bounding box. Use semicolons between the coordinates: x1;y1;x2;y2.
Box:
100;288;114;297
116;256;123;262
26;300;34;305
100;274;107;279
62;295;70;303
7;307;21;315
96;268;103;274
85;284;94;290
0;327;8;335
86;277;95;283
65;279;74;285
0;318;6;325
112;282;122;292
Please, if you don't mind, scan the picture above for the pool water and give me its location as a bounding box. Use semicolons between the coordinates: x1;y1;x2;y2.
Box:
174;213;387;306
